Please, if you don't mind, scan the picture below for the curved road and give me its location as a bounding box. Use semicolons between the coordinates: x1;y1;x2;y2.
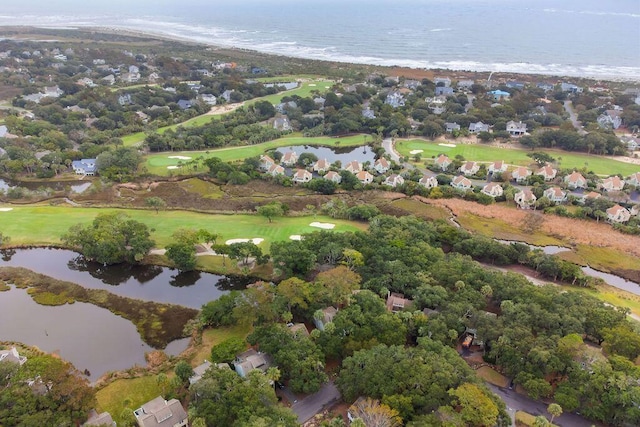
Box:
563;100;588;136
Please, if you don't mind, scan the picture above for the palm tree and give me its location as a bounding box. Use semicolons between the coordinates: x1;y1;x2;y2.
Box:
548;403;563;424
533;415;550;427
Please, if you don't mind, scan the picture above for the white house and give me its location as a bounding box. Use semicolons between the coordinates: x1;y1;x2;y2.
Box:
506;120;527;136
72;159;97;176
543;187;567;204
419;175;438;188
313;158;331;173
384;174;404;187
481;182;503;198
451;175;472;191
597;110;623;130
606;204;631;223
536;165;557;181
344;160;362;174
324;171;342;184
267;164;285;176
627;172;640;187
292;169;312;183
468;121;490;133
233;349;273;378
459;161;480;176
511;167;531;183
0;347;27;365
435;154;452;171
259;155;275;171
373;158;390;174
600;176;625;192
514;189;537;209
281;151;298;166
488;161;507;174
356;170;374;184
565;171;587;189
134;396;188;427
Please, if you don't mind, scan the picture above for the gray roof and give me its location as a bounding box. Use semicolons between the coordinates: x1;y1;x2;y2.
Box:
83;410;115;427
0;347;27;365
135;396;188;427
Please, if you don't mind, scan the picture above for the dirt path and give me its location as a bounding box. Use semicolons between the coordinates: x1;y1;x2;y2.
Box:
204;102;244;116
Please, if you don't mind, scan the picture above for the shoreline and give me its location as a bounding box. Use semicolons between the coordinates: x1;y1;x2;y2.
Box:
1;25;639;82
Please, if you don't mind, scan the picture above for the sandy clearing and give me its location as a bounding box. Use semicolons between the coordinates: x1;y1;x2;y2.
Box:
289;235;303;240
310;222;336;230
0;208;13;211
409;149;424;155
438;143;457;148
167;166;179;169
225;238;264;245
168;155;192;160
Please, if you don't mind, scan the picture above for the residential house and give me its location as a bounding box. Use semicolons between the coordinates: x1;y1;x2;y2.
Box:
457;80;475;90
267;164;285;177
445;122;461;133
489;90;510;101
102;74;115;85
200;94;217;105
313;97;326;108
273;117;291;131
118;94;133;106
565;171;588;189
488;161;508;174
76;77;96;87
506;81;525;89
281;151;298;166
134;396;188;427
221;90;234;102
426;96;447;114
259;155;275;171
543;187;567;204
72;159;97;176
373;157;390;174
580;191;601;204
506;120;527;136
627;172;640;187
536;165;557;181
597;110;623;130
385;91;405;108
451;175;472;191
136;111;149;123
189;360;212;385
514;189;537;209
419;175;438;188
600;176;625;192
536;82;555;92
324;171;342;184
177;99;193;110
314;306;338;331
511;167;531;183
460;161;480;176
293;169;312;183
435;86;454;96
356;170;374;184
435;154;452;171
606;204;631;223
621;135;639;151
0;125;8;138
481;182;504;198
287;323;310;337
631;205;640;217
344;160;362;174
313;158;330;173
433;77;451;87
468;121;490;133
386;292;413;313
0;347;27;365
275;101;297;114
234;349;273;378
362;107;376;119
561;83;583;93
384;174;404;187
82;410;115;427
120;72;140;83
403;79;420;90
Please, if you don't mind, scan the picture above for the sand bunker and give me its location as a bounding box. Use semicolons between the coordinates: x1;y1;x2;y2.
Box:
168;155;192;160
409;149;424;155
310;222;336;230
308;84;316;87
225;238;264;245
167;166;179;169
289;235;303;241
0;208;13;212
438;143;456;148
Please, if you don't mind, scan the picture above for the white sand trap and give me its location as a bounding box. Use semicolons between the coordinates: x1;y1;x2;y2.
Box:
409;149;424;155
168;155;192;160
0;208;13;212
289;235;303;241
308;84;316;87
438;143;456;148
167;166;179;169
225;238;264;245
310;222;336;230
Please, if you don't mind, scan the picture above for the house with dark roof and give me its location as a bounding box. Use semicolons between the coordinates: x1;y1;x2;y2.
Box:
133;396;188;427
176;99;193;110
435;86;454;96
445;122;461;133
234;349;273;378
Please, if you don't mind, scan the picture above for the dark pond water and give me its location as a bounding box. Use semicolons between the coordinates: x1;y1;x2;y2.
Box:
275;144;376;165
495;239;571;255
0;178;92;194
1;248;250;308
0;285;158;381
582;266;640;295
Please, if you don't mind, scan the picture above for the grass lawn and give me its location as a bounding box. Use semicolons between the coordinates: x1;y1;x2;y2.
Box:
396;139;640;177
0;205;366;249
96;375;163;425
190;324;252;367
475;366;509;387
144;134;368;175
456;212;564;246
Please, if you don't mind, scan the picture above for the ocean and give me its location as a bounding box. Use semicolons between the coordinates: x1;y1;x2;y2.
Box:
1;0;639;80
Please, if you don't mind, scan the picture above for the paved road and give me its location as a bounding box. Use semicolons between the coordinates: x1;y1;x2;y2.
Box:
563;100;588;135
292;381;341;424
382;137;401;162
487;384;597;427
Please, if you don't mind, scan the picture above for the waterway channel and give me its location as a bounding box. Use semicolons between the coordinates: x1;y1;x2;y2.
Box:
0;177;92;194
275;144;376;165
0;248;251;381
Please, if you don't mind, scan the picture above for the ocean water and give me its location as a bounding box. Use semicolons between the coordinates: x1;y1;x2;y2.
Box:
1;0;639;80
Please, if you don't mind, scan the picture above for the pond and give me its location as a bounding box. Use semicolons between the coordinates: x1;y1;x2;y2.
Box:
275;144;376;165
0;177;92;194
494;239;571;255
582;266;640;296
0;285;184;382
1;248;250;308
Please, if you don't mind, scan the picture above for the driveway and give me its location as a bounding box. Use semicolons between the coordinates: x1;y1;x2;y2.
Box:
487;384;598;427
382;137;401;162
563;100;588;135
291;381;341;424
